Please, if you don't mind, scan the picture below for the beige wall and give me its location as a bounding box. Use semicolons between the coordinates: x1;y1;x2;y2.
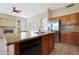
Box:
48;9;52;19
52;3;79;18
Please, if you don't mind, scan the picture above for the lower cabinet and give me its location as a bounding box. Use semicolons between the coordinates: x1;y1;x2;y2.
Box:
42;33;55;55
42;35;49;55
49;34;54;52
60;32;71;44
60;32;79;45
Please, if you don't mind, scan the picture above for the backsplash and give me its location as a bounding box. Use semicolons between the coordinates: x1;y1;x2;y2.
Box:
61;25;79;32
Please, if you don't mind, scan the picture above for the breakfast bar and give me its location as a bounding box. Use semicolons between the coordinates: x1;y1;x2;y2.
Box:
4;32;55;55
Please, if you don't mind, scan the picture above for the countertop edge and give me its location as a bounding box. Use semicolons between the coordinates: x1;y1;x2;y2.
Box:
7;32;55;45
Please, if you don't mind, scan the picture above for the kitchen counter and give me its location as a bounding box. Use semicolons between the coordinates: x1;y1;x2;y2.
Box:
3;31;55;55
4;32;55;45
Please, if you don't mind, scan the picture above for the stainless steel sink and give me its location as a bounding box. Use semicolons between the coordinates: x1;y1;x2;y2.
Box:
35;32;45;34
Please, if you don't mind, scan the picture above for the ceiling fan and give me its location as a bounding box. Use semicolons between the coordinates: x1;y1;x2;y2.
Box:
12;7;22;14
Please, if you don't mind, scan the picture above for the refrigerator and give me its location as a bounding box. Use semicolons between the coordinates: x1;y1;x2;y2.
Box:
48;19;60;43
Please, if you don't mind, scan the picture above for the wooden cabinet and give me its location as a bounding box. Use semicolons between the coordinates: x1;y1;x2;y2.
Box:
42;35;49;55
53;13;79;25
60;32;72;44
51;12;79;25
73;33;79;45
59;13;79;25
60;32;66;43
69;13;79;24
42;33;55;55
52;12;79;45
77;35;79;45
60;32;70;44
60;32;79;45
60;15;70;25
48;34;54;52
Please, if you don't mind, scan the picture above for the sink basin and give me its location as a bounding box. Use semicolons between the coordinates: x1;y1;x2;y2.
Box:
35;32;45;34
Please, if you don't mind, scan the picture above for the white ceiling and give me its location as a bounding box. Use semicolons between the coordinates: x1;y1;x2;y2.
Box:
0;3;71;18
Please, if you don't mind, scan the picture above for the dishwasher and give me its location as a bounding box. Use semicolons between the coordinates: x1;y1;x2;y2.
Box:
20;37;42;55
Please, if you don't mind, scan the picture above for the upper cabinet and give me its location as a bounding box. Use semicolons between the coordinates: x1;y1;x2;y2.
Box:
0;18;17;27
0;13;28;33
53;12;79;25
69;13;79;24
60;15;70;25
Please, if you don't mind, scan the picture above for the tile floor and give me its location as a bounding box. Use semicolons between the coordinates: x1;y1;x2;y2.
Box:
50;43;79;55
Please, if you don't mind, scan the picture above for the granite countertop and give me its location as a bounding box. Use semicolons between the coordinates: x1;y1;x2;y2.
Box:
4;32;55;45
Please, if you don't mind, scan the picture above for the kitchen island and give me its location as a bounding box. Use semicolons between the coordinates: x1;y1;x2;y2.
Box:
4;32;55;55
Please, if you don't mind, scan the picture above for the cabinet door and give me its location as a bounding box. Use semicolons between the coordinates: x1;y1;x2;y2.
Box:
42;34;55;55
68;32;78;45
61;32;79;45
60;15;70;25
77;33;79;45
70;13;79;24
60;32;66;43
60;32;70;44
66;33;71;44
4;19;16;26
48;34;54;52
42;35;49;55
77;13;79;24
60;16;66;25
73;33;79;45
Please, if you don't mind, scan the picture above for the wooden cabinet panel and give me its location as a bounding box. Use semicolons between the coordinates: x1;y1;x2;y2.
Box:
67;33;71;44
42;33;55;55
61;32;72;44
60;16;66;25
70;33;76;45
14;43;20;55
69;32;79;45
60;33;69;43
60;32;66;43
49;34;54;52
60;15;70;25
60;32;79;45
69;13;79;24
77;13;79;22
60;13;79;25
54;13;79;25
42;35;49;55
74;33;79;45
